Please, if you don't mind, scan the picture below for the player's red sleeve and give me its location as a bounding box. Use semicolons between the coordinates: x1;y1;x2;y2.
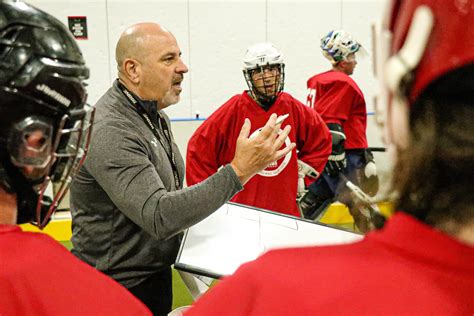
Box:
294;100;332;176
186;119;223;186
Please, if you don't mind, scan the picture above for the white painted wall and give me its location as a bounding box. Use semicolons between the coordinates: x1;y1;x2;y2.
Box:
29;0;392;195
29;0;387;115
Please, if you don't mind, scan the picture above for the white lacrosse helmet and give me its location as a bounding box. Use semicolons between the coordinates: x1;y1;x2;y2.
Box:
242;42;285;106
242;42;285;70
321;30;363;64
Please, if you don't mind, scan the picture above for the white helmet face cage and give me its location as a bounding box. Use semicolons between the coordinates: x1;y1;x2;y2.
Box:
244;64;285;104
242;42;285;104
321;30;363;64
8;104;95;228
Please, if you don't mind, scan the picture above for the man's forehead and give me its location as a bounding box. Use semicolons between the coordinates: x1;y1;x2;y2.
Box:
251;64;280;72
148;33;179;52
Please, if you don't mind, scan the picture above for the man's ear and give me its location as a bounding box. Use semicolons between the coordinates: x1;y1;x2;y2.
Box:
123;58;141;84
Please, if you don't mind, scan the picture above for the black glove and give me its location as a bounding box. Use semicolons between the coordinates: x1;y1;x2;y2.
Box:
298;190;330;220
324;123;346;176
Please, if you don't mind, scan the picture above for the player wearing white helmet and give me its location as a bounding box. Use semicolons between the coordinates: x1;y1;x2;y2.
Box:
300;30;380;232
0;1;150;314
187;42;331;217
242;42;285;109
186;1;474;314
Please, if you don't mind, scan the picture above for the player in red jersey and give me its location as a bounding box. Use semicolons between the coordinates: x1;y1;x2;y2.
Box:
186;42;331;217
0;2;150;314
185;1;474;314
300;30;379;232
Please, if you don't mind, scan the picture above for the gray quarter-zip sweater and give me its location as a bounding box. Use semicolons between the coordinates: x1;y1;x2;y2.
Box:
70;80;242;288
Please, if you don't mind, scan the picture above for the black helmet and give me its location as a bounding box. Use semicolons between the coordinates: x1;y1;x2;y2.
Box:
0;1;94;228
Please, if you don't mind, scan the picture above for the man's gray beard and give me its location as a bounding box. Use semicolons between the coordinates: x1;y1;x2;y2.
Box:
161;91;180;109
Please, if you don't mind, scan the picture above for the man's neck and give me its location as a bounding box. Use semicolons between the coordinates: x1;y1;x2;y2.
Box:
331;66;350;76
118;78;142;100
436;219;474;246
117;79;161;117
457;225;474;246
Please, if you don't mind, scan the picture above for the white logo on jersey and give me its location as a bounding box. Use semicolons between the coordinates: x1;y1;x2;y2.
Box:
249;126;292;177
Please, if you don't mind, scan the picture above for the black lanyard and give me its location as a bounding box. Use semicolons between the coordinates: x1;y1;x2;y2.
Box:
118;82;181;189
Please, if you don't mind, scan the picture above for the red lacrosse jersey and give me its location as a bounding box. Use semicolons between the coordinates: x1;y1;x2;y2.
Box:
307;70;368;149
186;91;331;217
186;213;474;315
0;225;151;315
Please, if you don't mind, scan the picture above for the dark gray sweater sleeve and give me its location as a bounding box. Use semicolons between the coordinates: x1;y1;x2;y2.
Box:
84;121;243;241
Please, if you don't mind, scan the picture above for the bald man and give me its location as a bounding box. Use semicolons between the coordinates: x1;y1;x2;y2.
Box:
69;23;294;315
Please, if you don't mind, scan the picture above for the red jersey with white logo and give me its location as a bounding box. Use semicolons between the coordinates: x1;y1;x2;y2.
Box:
186;213;474;315
186;91;331;217
306;70;368;149
0;225;151;315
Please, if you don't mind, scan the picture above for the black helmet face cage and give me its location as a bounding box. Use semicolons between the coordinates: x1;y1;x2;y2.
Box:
0;58;92;228
0;1;92;228
30;104;95;228
244;63;285;104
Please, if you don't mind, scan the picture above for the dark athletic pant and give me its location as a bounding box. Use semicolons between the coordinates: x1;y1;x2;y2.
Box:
128;266;173;316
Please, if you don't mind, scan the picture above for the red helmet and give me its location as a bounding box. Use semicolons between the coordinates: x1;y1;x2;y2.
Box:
374;0;474;145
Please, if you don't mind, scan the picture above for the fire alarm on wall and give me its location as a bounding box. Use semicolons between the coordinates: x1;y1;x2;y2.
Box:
68;16;88;40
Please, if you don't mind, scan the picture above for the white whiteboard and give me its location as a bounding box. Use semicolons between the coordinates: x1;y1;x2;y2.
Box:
175;203;362;278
